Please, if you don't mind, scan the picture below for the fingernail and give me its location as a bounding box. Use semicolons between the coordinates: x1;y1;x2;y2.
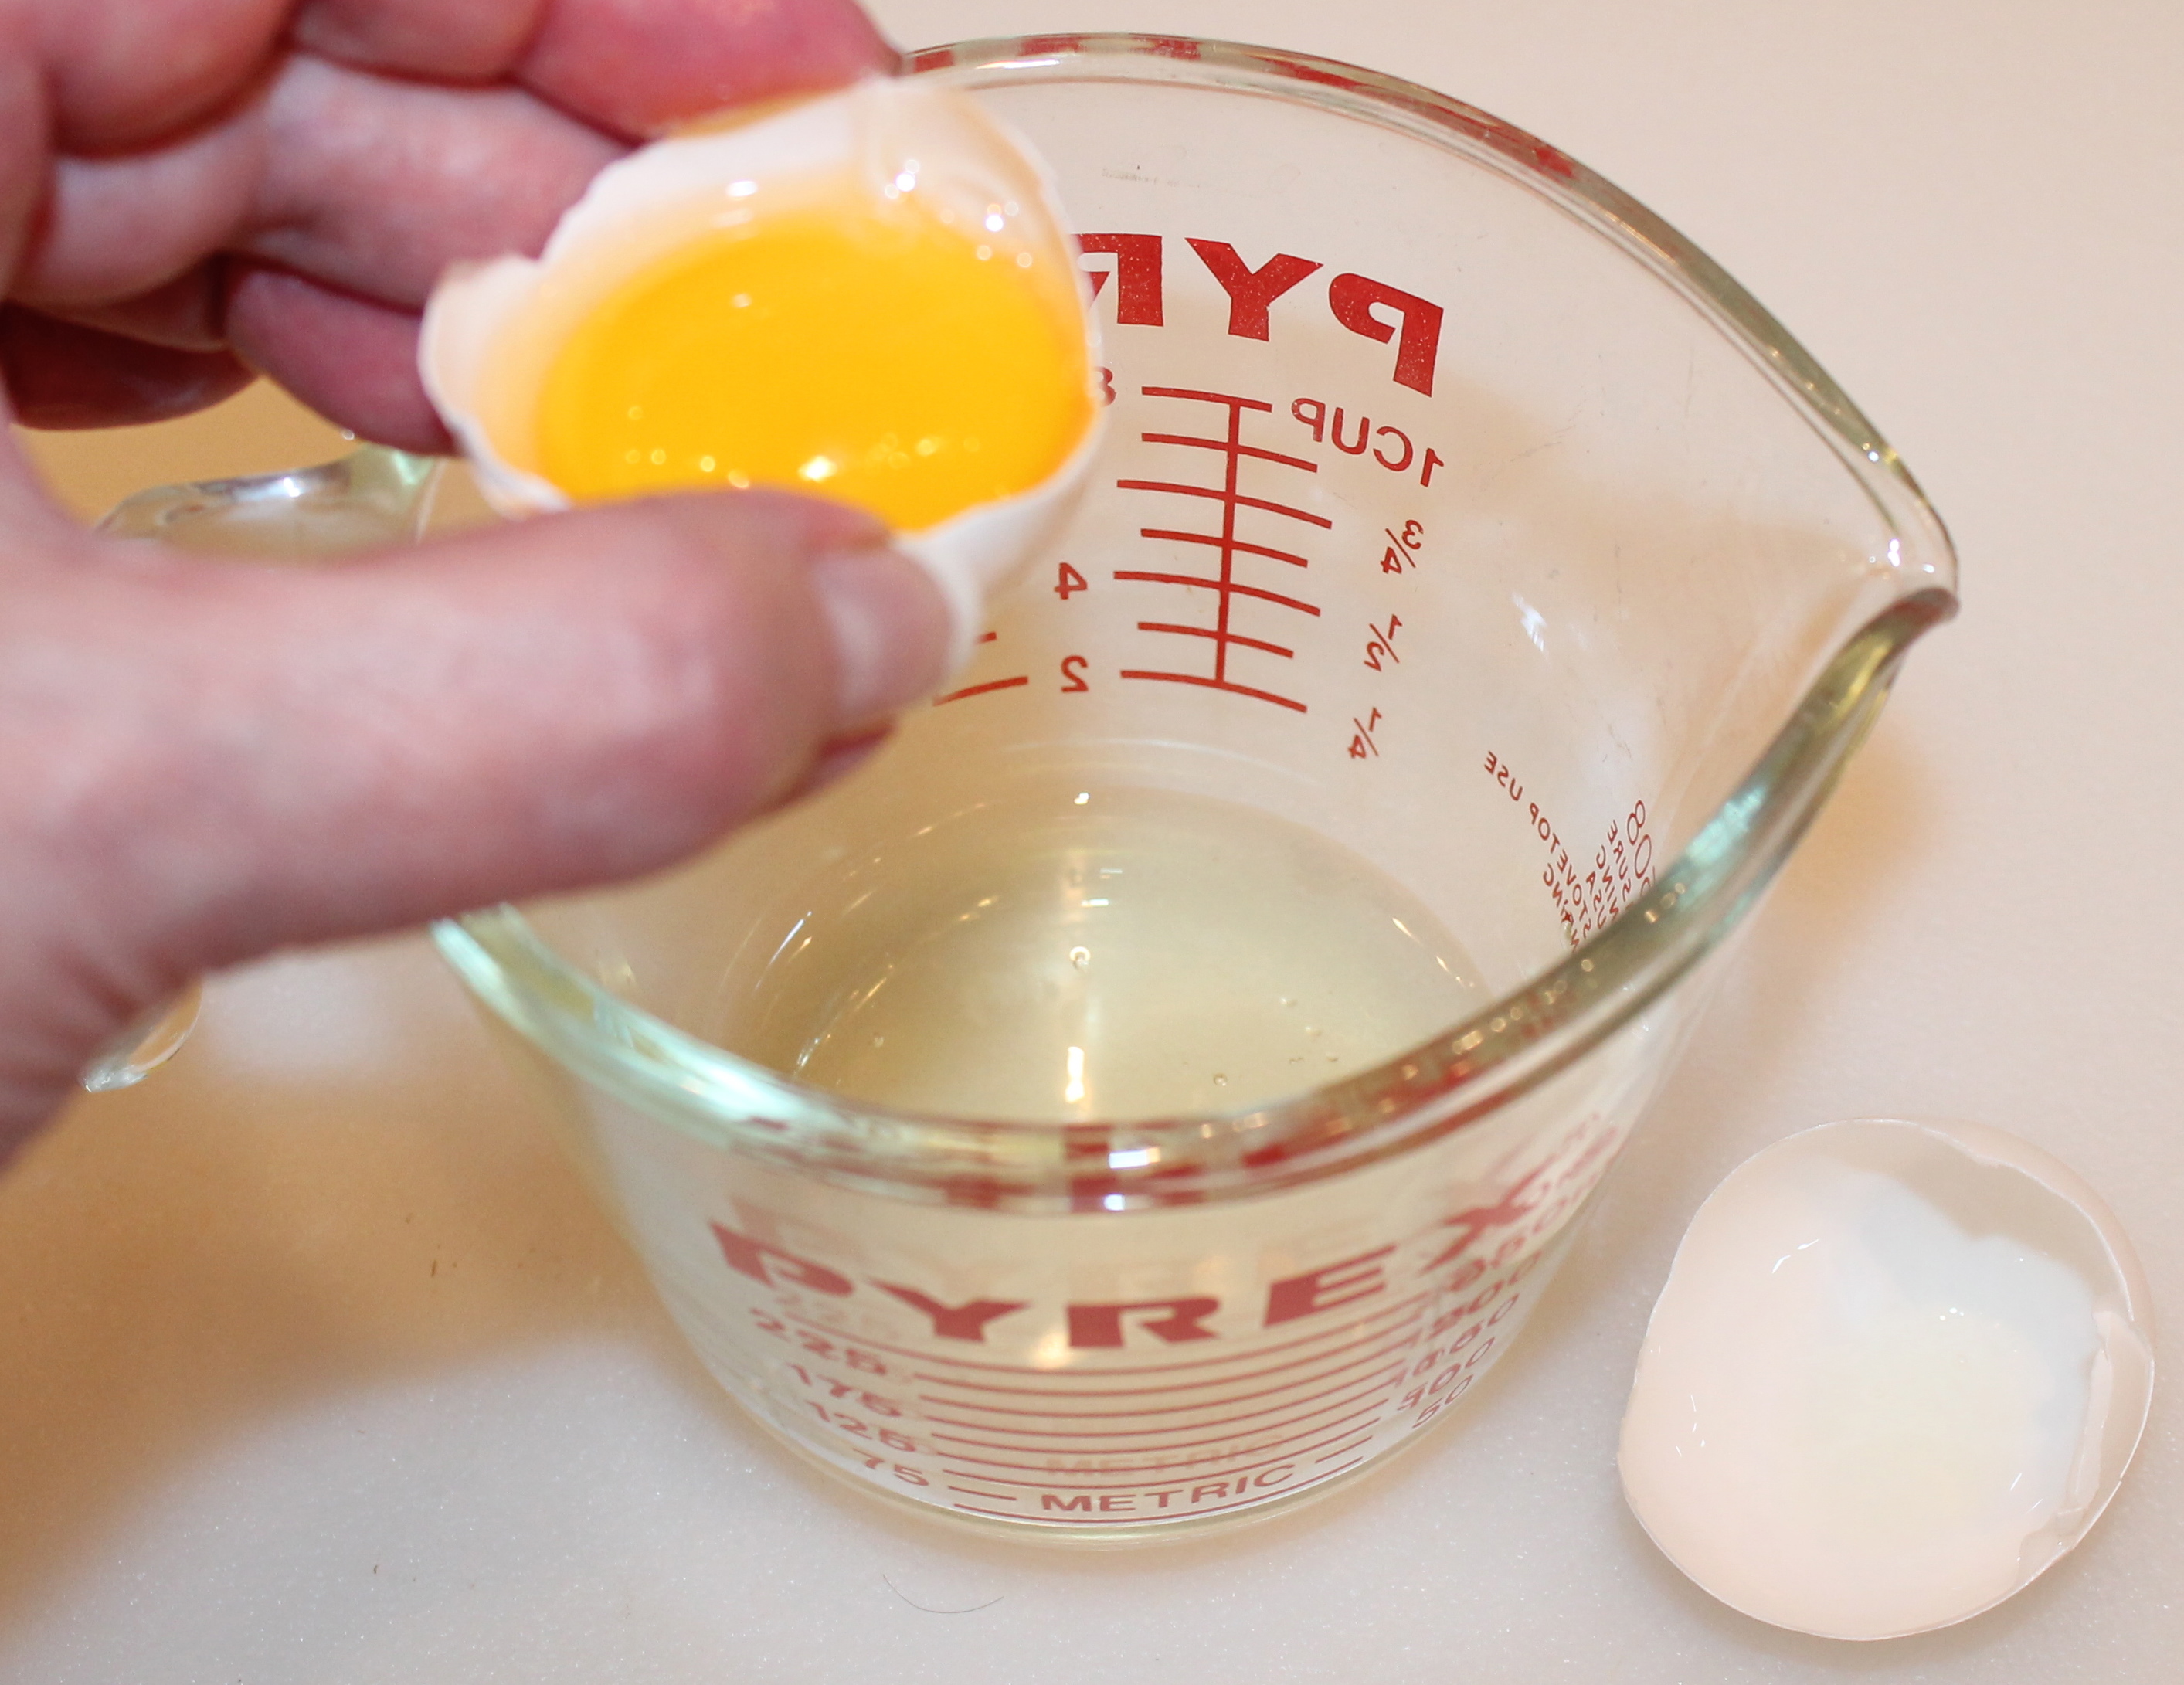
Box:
790;726;894;800
808;545;954;726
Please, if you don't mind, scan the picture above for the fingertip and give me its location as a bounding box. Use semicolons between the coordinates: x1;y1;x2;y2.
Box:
634;484;891;569
223;261;454;450
0;305;254;428
807;545;953;725
787;724;893;800
519;0;900;136
590;490;950;725
50;483;941;987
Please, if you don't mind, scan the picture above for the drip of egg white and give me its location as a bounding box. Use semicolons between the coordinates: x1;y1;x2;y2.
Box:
1619;1117;2154;1640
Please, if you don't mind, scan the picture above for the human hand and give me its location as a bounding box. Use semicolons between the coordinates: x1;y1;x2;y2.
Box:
0;0;952;1163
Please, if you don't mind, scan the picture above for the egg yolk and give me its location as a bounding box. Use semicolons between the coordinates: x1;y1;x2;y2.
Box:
533;193;1092;532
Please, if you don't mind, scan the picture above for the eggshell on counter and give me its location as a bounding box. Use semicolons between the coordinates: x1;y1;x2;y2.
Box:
1618;1117;2154;1640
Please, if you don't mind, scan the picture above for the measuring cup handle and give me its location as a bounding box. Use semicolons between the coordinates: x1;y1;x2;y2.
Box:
77;447;445;1092
93;445;443;559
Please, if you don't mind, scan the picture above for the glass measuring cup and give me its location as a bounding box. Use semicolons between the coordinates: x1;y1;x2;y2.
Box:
439;34;1958;1537
120;36;1957;1539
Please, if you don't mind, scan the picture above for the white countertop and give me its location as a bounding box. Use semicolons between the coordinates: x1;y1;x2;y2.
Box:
5;2;2179;1677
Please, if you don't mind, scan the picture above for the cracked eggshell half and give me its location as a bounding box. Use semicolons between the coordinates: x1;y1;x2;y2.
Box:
417;76;1105;667
1618;1117;2154;1641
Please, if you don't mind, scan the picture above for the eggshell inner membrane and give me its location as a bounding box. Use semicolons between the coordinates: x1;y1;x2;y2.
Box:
1619;1118;2155;1640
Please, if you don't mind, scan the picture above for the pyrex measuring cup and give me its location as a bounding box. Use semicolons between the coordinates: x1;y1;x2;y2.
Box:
129;36;1957;1540
438;35;1957;1537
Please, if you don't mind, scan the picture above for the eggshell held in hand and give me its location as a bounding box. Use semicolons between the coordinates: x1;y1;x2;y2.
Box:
418;76;1106;668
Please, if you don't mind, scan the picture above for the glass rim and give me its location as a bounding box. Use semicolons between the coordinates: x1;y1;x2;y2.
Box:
437;32;1961;1214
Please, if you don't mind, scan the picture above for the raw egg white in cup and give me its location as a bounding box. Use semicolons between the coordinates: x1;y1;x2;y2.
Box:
419;76;1106;664
1619;1118;2155;1641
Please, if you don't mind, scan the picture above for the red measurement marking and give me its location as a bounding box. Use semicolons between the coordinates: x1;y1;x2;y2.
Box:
1380;521;1424;574
915;1323;1424;1415
1140;430;1318;471
1119;569;1318;616
919;1360;1404;1441
953;1479;1340;1525
928;1384;1398;1457
773;1293;1426;1378
927;1393;1391;1460
932;634;1024;705
937;1422;1384;1488
946;1486;1019;1502
936;1420;1384;1484
932;676;1029;704
1121;479;1330;528
936;1401;1388;1476
1115;386;1330;712
1135;621;1296;659
1136;529;1313;567
1119;668;1308;712
912;1296;1427;1392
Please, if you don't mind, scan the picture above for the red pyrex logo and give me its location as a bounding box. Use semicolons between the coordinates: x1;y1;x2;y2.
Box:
708;1229;1401;1347
701;1132;1612;1354
1078;233;1444;396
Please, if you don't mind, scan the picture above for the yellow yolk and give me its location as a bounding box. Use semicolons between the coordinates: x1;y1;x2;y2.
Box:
532;192;1092;532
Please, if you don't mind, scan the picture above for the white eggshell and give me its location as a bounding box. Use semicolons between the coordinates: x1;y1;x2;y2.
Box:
1618;1117;2154;1641
418;76;1103;667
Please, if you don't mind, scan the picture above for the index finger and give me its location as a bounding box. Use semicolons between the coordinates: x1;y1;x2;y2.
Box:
10;0;897;437
294;0;898;136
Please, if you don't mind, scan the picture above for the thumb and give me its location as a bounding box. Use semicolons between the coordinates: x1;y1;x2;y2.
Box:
0;487;950;1150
